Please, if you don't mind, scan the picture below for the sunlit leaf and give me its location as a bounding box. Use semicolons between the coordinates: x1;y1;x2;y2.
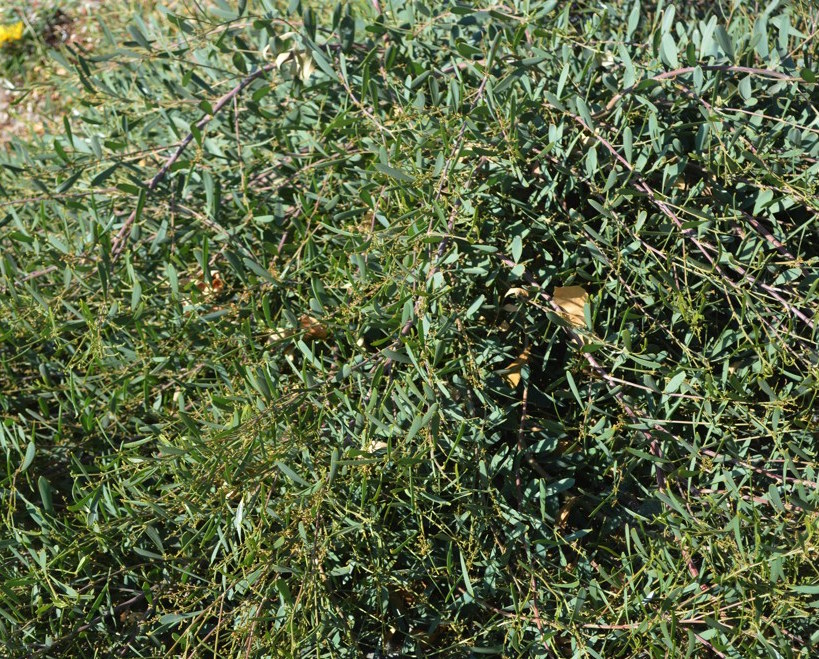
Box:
552;285;588;328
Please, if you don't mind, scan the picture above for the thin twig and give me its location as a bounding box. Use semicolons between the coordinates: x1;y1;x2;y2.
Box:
0;187;120;209
739;209;796;260
694;632;730;658
584;618;709;630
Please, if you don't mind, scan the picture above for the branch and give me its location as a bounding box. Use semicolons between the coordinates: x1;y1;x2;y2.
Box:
109;62;277;264
33;592;148;656
497;256;709;583
598;64;803;117
565;111;815;332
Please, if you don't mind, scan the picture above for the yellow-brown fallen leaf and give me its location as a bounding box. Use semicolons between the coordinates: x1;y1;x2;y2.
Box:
299;314;329;340
501;346;531;387
557;495;578;530
552;285;588;328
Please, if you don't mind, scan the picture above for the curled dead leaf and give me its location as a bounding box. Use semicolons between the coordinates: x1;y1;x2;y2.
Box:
274;50;292;68
270;39;315;83
505;287;529;299
296;52;315;82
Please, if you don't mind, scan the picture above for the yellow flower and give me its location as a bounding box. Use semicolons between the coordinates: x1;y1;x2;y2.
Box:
0;21;24;46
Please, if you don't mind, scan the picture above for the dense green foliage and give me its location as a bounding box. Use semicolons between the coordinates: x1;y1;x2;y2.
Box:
2;0;818;656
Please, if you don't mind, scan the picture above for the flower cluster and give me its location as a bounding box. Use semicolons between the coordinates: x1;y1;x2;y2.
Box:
0;21;24;46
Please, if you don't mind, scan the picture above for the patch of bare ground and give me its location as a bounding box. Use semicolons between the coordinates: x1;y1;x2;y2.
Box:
1;1;108;146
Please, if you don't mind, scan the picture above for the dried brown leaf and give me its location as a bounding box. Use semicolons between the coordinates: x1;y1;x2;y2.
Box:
501;346;531;387
552;285;588;328
299;314;329;340
196;270;224;298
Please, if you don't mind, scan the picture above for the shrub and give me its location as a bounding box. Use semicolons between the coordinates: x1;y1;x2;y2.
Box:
1;1;818;656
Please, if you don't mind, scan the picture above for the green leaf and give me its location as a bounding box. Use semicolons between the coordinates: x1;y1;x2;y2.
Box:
660;33;679;69
627;0;641;38
127;24;152;50
38;477;54;515
158;612;202;626
302;38;336;78
790;585;819;595
565;370;583;406
715;25;735;60
459;550;474;597
275;461;310;486
375;164;414;183
406;404;438;443
664;371;685;394
21;442;36;473
511;235;523;262
56;170;84;193
90;164;119;186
